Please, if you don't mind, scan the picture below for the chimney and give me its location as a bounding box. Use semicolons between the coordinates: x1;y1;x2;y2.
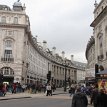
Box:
94;0;98;8
62;51;65;59
43;40;47;50
71;55;74;61
52;47;56;55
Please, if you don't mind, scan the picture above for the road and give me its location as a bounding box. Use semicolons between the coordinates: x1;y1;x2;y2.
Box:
0;96;93;107
0;87;93;107
0;97;71;107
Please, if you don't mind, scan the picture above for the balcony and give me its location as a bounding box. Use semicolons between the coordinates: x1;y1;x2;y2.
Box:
1;57;14;63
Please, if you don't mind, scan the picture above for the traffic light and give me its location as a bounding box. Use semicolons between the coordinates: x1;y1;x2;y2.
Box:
47;71;51;82
47;74;51;80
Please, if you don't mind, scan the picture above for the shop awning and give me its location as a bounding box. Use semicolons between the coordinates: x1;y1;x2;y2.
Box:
97;69;107;75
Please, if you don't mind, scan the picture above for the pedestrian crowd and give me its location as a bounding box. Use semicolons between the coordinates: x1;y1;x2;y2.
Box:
69;84;107;107
0;82;56;97
0;82;28;96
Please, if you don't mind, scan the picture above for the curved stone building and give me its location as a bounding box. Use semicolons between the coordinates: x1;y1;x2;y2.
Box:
85;36;95;83
85;36;95;69
91;0;107;69
0;1;77;86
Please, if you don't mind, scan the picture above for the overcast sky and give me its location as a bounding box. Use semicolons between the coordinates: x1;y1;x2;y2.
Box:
1;0;101;63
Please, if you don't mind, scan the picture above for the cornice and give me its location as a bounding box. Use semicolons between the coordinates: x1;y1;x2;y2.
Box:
85;36;95;60
94;0;105;13
0;10;26;15
91;6;107;27
0;23;27;28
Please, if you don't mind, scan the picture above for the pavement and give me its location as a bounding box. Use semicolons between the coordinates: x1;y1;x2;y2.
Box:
0;88;93;107
0;88;69;100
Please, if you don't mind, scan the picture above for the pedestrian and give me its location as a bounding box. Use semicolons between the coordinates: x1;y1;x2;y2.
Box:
71;87;88;107
69;84;75;97
96;89;107;107
90;87;98;107
46;84;52;96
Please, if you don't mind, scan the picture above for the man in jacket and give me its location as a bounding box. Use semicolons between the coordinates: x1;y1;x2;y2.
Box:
71;87;88;107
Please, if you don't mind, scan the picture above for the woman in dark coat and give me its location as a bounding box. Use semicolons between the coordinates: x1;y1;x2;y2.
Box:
96;89;107;107
90;88;98;107
71;88;88;107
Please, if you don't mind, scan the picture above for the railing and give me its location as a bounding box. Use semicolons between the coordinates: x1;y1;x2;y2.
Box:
1;57;14;62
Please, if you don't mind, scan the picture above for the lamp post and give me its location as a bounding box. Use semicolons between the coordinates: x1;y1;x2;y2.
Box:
64;66;67;92
0;73;3;84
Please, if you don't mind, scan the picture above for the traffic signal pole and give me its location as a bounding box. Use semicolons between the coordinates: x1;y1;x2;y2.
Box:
0;73;3;84
64;66;67;92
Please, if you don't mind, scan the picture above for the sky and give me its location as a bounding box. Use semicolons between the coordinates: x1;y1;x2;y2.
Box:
0;0;101;63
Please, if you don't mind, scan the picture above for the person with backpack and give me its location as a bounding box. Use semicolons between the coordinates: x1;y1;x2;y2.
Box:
71;87;88;107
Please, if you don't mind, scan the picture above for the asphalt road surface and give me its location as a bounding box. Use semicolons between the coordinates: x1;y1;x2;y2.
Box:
0;97;71;107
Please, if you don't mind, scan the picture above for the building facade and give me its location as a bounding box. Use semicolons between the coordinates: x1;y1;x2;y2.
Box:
86;36;95;69
0;1;78;87
72;61;86;83
85;36;95;83
91;0;107;69
85;0;107;84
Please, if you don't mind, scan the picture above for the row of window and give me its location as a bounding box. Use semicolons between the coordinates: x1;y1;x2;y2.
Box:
0;16;18;24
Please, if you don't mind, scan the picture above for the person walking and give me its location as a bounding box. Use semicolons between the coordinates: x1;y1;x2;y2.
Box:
96;89;107;107
90;87;98;107
69;84;75;97
46;84;52;96
71;87;88;107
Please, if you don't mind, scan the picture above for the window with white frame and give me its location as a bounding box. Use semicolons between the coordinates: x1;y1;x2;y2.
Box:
99;34;103;55
1;16;6;23
5;40;12;48
14;17;18;24
4;40;13;61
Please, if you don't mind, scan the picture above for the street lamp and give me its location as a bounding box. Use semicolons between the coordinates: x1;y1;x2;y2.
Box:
63;60;69;92
0;73;3;84
64;65;67;92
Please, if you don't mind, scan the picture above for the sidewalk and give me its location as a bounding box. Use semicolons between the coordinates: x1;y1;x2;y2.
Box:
0;88;68;100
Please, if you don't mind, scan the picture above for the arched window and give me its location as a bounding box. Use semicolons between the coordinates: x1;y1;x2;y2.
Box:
97;33;103;56
14;17;18;24
1;16;6;23
0;67;14;75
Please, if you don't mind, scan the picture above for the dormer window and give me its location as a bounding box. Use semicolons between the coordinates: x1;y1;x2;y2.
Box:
14;17;18;24
4;8;8;11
